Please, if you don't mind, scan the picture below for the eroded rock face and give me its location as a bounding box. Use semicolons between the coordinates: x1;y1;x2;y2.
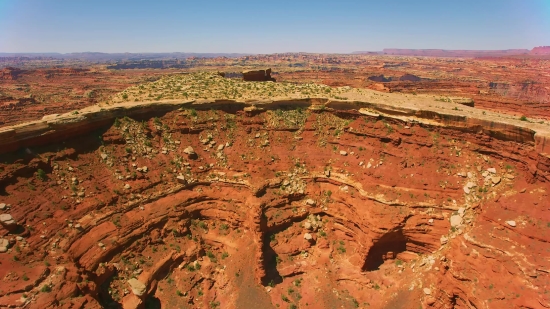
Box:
0;106;549;309
127;278;146;297
243;68;276;82
0;67;23;80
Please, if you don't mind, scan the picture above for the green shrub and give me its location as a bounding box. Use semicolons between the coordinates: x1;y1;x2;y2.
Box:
37;169;47;181
41;285;52;293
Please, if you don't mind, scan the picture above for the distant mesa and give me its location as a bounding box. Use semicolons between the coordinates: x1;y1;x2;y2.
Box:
530;46;550;55
399;74;421;82
368;75;391;82
381;49;530;57
367;74;421;83
354;49;531;57
243;68;276;82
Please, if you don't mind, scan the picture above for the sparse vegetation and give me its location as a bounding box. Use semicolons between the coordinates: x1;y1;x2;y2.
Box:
41;285;52;293
36;169;47;181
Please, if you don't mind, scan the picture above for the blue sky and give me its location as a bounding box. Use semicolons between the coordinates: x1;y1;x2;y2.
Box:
0;0;549;53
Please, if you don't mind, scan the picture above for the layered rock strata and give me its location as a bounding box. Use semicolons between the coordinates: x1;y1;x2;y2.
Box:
0;76;549;308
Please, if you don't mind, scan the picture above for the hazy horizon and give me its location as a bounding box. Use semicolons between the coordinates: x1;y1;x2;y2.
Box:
0;48;543;55
1;0;549;53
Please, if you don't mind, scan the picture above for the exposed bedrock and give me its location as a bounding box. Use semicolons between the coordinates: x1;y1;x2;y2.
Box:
2;94;550;156
242;68;276;82
0;106;548;308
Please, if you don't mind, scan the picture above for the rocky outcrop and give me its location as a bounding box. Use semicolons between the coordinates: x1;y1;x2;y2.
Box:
1;93;550;155
0;67;23;80
530;46;550;55
0;214;18;232
127;279;146;297
399;74;421;82
243;68;276;82
368;75;391;82
489;80;550;103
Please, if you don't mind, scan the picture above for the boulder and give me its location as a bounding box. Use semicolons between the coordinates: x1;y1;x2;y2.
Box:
339;150;347;156
176;175;187;184
127;278;147;297
450;215;462;228
425;296;436;305
305;199;316;206
183;146;197;159
506;220;516;227
0;214;18;232
491;176;501;185
0;238;9;252
304;233;313;241
463;182;476;194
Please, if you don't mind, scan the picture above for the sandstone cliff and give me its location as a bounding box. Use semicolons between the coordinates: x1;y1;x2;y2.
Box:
1;73;550;309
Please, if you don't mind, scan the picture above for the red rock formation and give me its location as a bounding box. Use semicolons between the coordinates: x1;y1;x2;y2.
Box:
530;46;550;55
0;56;550;308
0;67;23;80
382;48;530;57
399;73;421;82
0;66;157;127
243;68;276;82
368;75;391;82
0;103;549;308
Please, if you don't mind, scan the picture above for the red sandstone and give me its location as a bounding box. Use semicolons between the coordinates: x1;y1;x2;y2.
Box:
0;56;549;309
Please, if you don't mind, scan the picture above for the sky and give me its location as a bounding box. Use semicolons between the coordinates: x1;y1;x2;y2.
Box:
0;0;549;53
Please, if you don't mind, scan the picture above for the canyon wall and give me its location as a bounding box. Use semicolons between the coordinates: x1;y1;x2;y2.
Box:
0;105;548;308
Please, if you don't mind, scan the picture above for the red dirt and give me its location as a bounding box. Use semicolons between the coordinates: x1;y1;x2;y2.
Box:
0;105;549;308
2;53;550;128
0;67;161;126
274;56;550;119
1;55;550;308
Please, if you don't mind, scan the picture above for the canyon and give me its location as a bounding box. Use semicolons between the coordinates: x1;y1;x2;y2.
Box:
0;59;549;309
2;51;550;129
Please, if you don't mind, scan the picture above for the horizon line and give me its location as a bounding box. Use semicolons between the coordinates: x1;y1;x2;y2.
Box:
1;47;548;55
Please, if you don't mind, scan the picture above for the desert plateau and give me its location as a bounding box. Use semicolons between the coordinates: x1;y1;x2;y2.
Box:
1;47;550;309
2;1;550;306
